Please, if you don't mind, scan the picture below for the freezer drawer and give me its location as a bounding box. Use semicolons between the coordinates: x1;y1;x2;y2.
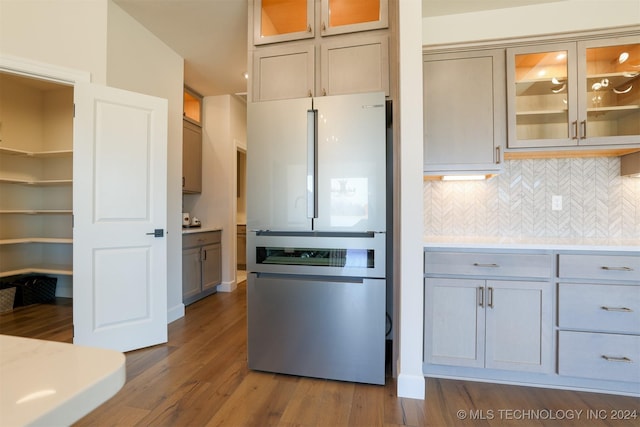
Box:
247;273;386;385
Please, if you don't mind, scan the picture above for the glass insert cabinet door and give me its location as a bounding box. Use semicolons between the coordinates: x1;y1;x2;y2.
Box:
254;0;314;45
507;43;578;148
253;0;388;44
579;37;640;145
508;36;640;149
320;0;388;35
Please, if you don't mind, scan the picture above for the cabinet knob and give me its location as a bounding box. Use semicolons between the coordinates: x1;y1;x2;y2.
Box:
307;25;312;33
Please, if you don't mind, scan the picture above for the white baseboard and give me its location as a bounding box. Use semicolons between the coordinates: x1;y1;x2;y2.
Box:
217;280;237;293
167;303;185;323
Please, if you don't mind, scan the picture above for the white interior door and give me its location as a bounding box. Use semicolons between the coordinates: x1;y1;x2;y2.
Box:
73;82;168;352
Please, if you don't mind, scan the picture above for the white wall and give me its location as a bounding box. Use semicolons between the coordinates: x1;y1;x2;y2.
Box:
423;0;640;45
106;1;185;322
0;0;108;84
185;95;247;292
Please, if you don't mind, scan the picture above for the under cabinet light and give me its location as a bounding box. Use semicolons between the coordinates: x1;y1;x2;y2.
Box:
442;174;488;181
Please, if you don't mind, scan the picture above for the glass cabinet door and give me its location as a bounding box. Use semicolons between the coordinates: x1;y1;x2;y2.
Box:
320;0;388;36
579;37;640;144
507;43;578;148
253;0;314;45
183;87;202;125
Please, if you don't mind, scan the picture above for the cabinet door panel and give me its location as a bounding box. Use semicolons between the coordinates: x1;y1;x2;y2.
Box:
253;0;314;45
253;44;315;101
202;243;221;291
578;37;640;146
182;120;202;193
507;42;577;148
320;0;388;36
320;35;389;96
423;49;504;173
485;280;553;373
182;247;202;303
425;278;484;368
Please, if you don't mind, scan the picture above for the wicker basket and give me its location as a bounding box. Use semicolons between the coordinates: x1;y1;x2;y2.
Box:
0;287;16;313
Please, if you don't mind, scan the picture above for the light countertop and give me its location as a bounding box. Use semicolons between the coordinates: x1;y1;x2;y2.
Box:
0;335;125;426
424;236;639;252
182;226;223;234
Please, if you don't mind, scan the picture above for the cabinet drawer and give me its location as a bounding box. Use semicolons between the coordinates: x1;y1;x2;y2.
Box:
183;231;221;248
559;254;640;281
558;331;640;383
559;283;640;334
425;252;552;278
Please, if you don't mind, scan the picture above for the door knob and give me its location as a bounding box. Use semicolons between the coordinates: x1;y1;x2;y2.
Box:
146;229;164;237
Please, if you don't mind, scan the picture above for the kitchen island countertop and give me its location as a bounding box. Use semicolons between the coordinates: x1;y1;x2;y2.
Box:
0;335;125;426
424;236;639;252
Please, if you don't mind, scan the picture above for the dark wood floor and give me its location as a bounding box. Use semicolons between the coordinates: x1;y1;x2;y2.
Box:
1;281;638;426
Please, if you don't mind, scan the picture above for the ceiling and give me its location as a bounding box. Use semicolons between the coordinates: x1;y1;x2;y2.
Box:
114;0;565;97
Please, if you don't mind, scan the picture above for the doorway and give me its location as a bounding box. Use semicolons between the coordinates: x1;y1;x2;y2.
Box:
0;72;74;332
236;148;247;283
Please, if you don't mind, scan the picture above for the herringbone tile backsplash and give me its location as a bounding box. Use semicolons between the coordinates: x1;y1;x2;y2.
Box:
424;158;640;239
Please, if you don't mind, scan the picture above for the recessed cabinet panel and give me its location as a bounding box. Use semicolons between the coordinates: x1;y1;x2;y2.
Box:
320;35;389;96
182;120;202;193
320;0;388;36
423;49;505;174
254;0;314;45
253;44;315;101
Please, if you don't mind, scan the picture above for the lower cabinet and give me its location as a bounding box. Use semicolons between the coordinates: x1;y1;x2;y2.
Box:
424;250;554;374
557;253;640;384
425;277;552;373
424;247;640;396
182;231;222;305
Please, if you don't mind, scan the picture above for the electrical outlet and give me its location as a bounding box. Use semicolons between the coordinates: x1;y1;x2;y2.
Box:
552;195;563;211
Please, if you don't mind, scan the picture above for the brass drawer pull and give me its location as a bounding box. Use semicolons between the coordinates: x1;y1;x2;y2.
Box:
473;263;499;268
601;306;633;312
601;355;632;363
601;266;633;271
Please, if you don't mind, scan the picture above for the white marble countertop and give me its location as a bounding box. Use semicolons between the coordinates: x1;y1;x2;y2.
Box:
424;236;640;252
0;335;125;426
182;226;223;234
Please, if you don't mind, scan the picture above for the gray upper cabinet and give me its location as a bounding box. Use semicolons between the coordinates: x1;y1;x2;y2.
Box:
320;34;389;96
252;44;315;101
182;119;202;194
506;35;640;149
250;0;391;102
423;49;505;174
252;0;388;45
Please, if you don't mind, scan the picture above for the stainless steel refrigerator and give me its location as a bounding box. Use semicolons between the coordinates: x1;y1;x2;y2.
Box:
246;92;388;385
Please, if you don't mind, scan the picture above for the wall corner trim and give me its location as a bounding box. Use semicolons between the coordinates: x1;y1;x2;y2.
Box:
397;373;426;399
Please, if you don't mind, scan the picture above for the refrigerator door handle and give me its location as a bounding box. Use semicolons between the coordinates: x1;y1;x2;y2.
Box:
307;109;318;219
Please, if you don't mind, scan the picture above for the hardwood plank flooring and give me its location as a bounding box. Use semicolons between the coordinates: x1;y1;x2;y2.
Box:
1;281;638;426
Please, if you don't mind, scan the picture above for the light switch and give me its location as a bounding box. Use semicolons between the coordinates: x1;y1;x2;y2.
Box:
552;195;563;211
